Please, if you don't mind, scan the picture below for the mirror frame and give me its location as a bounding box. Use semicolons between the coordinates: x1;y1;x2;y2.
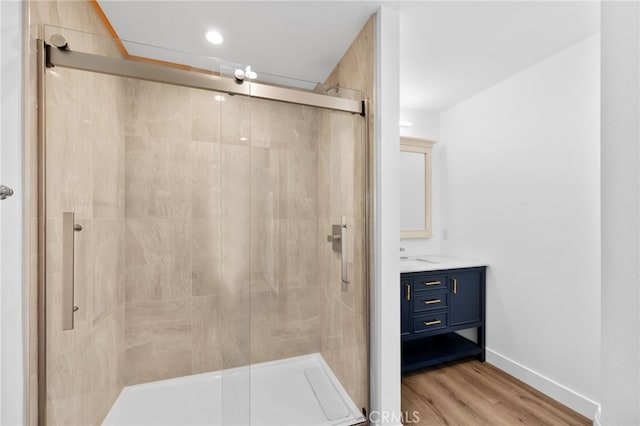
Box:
400;137;436;238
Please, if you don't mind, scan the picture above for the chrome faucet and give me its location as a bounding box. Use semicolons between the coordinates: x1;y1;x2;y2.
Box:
400;247;408;260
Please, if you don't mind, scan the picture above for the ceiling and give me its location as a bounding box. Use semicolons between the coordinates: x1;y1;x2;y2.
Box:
97;1;381;89
400;2;600;111
98;1;600;112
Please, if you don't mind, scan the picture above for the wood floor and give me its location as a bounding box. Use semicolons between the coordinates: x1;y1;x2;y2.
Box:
401;360;590;426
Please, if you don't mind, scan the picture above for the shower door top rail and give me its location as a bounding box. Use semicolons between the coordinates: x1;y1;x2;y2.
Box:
44;41;365;116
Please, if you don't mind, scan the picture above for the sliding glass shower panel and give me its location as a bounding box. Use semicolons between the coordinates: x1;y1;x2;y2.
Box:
42;54;252;426
43;64;127;426
246;76;368;426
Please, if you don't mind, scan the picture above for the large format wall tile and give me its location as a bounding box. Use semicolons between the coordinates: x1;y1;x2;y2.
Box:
125;219;192;303
249;99;319;151
45;68;93;220
220;143;251;285
283;219;319;288
220;95;251;146
125;135;192;220
191;89;222;144
191;296;223;373
191;141;222;296
91;73;127;220
191;141;221;219
91;220;126;326
124;299;192;384
191;219;222;297
77;312;122;425
124;80;191;140
250;147;275;293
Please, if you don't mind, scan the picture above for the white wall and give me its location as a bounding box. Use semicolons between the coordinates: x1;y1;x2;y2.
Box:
371;6;402;425
600;2;640;424
399;107;442;256
439;34;600;417
0;1;25;424
399;107;438;141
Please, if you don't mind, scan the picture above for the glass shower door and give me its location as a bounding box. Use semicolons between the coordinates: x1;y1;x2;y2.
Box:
43;63;128;426
246;81;368;426
41;30;253;425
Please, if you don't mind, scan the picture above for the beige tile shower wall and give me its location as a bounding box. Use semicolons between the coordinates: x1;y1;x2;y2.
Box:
122;82;324;384
26;1;128;425
122;80;198;384
249;99;322;365
318;16;374;412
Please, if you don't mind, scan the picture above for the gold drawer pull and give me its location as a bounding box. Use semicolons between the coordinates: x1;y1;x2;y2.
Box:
423;320;442;326
423;281;441;286
423;299;441;305
406;284;411;301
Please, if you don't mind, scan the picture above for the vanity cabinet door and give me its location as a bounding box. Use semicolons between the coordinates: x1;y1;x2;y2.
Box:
449;269;482;326
401;279;411;336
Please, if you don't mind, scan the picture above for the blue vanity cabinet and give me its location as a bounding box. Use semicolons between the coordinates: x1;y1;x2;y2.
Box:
401;266;486;374
449;269;482;326
401;278;411;337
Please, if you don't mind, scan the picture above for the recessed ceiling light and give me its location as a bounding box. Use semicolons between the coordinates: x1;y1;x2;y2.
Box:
214;95;225;102
205;30;223;45
399;121;413;128
239;137;248;142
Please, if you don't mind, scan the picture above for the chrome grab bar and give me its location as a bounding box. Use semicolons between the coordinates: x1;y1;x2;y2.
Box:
62;212;81;330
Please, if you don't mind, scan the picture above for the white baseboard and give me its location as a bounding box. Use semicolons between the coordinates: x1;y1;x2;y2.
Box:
486;348;599;420
593;405;601;426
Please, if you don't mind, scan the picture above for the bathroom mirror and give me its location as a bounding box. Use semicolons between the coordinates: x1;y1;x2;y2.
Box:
400;137;435;238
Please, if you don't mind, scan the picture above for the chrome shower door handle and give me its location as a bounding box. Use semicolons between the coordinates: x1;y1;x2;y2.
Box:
341;215;349;291
62;212;82;330
327;216;349;292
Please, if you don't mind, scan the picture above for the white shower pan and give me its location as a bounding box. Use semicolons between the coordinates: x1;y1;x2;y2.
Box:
103;353;365;426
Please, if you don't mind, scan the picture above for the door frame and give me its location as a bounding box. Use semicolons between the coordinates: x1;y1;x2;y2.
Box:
0;1;25;425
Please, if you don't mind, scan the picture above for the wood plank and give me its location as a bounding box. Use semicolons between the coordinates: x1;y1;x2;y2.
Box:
402;360;590;426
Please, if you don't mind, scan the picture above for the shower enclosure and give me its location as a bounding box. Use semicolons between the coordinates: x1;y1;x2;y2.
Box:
37;27;370;426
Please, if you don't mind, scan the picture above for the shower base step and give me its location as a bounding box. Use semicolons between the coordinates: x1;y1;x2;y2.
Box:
102;353;364;426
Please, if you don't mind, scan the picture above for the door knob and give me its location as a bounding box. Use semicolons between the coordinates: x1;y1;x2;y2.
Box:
0;185;14;200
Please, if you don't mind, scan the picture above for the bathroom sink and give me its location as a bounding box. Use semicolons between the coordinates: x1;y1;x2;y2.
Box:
416;258;439;264
400;257;439;267
400;260;426;268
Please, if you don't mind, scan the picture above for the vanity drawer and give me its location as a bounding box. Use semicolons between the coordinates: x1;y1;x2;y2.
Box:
412;274;448;293
413;292;447;313
413;312;448;334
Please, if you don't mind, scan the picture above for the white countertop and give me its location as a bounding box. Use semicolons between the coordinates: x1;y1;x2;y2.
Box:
399;255;487;273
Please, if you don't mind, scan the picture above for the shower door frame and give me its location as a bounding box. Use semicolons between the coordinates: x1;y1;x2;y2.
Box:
36;37;372;426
